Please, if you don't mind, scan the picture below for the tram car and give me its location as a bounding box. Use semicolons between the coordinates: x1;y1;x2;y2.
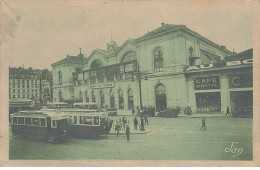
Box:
10;110;69;143
67;112;109;138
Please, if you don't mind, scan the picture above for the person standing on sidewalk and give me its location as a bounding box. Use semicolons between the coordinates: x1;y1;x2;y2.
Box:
144;116;149;125
134;117;138;130
126;124;130;141
226;106;231;116
115;122;120;137
201;118;206;131
132;108;135;116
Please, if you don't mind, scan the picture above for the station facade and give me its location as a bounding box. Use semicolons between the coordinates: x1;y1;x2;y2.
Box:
51;23;253;114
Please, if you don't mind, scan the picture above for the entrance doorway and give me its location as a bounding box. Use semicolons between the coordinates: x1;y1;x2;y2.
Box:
195;92;221;113
230;91;253;117
128;88;134;110
155;84;167;111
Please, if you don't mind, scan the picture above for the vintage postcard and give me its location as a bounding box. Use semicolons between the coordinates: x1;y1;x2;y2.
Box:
0;0;259;167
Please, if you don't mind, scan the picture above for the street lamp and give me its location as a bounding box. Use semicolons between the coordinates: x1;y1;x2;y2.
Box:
132;62;143;109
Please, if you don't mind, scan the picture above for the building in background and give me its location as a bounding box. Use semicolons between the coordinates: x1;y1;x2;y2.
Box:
51;23;252;116
9;67;52;113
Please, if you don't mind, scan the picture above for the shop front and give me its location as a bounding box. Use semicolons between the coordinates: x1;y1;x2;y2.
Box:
193;76;221;113
229;72;253;117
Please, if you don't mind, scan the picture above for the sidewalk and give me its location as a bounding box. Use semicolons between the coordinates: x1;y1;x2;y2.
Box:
178;112;226;118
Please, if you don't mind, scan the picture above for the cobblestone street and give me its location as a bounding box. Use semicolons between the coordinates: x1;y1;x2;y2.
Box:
9;116;252;160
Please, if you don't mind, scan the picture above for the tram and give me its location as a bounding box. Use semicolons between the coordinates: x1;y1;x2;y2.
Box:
10;110;69;143
67;112;109;138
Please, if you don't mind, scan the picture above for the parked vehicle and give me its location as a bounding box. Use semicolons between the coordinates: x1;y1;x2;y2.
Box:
138;106;156;117
10;110;69;143
67;112;109;138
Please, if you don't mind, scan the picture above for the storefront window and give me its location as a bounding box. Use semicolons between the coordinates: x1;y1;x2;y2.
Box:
195;92;221;113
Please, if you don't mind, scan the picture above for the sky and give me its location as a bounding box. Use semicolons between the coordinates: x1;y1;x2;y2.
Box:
1;0;254;70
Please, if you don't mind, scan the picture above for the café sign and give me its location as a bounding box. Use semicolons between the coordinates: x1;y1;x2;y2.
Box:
186;59;253;71
194;76;220;90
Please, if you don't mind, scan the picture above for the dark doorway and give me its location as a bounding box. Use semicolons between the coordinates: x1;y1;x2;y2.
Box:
100;89;105;108
230;91;253;117
155;84;167;111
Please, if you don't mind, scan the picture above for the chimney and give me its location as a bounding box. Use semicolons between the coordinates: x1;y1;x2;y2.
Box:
161;22;165;27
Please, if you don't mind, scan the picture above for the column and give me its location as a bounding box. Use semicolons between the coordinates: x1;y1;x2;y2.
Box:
220;75;229;113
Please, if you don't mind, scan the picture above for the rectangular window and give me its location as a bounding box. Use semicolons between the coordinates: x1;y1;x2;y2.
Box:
52;120;56;127
35;89;37;93
13;95;15;98
69;116;73;124
93;116;99;125
18;89;20;93
18;95;20;98
27;94;30;98
13;117;18;124
25;118;32;125
74;116;77;124
12;83;15;88
32;118;40;126
13;89;15;93
23;89;25;93
27;84;29;88
32;89;34;93
18;117;24;124
22;84;25;88
22;95;25;98
27;80;29;84
18;84;20;88
40;118;46;127
27;89;29;93
85;116;92;125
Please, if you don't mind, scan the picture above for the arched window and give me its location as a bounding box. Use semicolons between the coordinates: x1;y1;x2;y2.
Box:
85;90;89;102
58;71;62;85
100;89;105;108
90;60;104;83
92;90;96;103
110;88;115;108
153;48;163;72
128;88;134;110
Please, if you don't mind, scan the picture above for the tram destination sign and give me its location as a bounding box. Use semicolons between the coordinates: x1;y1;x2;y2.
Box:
194;76;220;90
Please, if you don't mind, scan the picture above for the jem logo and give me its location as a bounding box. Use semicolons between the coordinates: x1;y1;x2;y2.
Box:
224;142;243;157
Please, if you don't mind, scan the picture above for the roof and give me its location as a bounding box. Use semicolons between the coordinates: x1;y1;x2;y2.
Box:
225;48;253;61
135;24;233;54
51;54;85;67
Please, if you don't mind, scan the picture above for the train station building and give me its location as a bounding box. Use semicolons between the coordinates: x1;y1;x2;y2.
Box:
51;23;253;115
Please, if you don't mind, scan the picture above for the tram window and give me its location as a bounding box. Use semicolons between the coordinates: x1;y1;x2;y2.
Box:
69;116;73;124
32;118;40;126
25;118;32;125
40;119;46;127
18;117;25;125
93;116;99;125
52;120;56;128
86;116;92;125
13;117;18;124
74;116;77;124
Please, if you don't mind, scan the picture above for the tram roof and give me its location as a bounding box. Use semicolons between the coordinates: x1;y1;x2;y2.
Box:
10;110;68;119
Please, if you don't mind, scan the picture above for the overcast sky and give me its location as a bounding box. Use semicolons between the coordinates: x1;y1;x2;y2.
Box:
2;0;254;70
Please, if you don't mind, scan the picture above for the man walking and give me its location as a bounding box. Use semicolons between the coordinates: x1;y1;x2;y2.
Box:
115;122;120;137
201;118;206;131
126;124;130;141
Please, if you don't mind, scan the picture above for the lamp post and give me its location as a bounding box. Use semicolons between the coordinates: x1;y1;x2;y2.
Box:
132;62;143;109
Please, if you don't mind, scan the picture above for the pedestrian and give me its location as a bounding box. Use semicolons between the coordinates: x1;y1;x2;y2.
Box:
226;106;231;116
126;124;130;141
105;104;108;110
132;108;135;116
201;118;206;130
134;117;138;130
115;122;120;137
140;117;145;131
144;116;149;125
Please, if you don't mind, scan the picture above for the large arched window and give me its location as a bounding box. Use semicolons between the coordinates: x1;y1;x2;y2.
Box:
120;51;137;80
58;71;62;85
155;84;167;111
153;48;163;72
90;60;104;83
